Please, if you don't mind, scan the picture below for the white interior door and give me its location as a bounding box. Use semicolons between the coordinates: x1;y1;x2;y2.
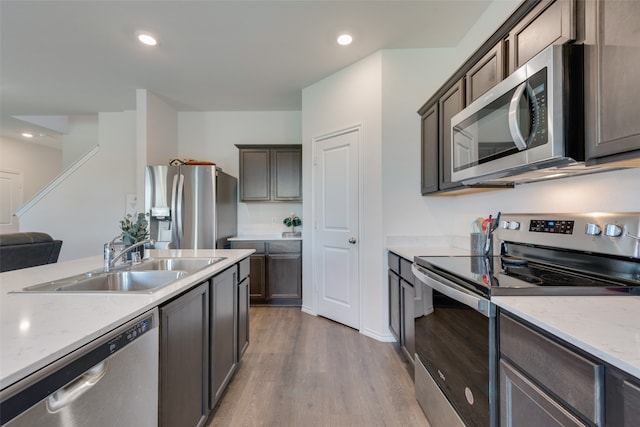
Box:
0;170;23;233
313;127;360;329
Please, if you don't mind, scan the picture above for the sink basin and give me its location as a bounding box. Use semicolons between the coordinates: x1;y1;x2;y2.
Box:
14;257;226;294
131;257;225;274
18;270;187;293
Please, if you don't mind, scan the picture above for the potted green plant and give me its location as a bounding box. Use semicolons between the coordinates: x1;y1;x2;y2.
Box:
119;212;149;258
282;213;301;237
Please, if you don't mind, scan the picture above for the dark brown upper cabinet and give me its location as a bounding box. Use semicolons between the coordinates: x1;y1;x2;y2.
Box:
508;0;577;74
466;40;506;105
438;79;465;192
583;0;640;164
236;144;302;202
420;103;439;195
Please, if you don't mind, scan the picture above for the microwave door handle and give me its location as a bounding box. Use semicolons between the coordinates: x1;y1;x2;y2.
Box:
508;82;529;151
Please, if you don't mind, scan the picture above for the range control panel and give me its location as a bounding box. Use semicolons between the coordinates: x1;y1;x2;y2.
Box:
529;219;574;234
496;213;640;259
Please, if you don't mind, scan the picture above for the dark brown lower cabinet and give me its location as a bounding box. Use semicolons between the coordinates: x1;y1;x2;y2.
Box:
388;269;401;341
160;282;209;427
230;240;302;305
237;278;249;360
159;256;251;427
499;312;603;427
400;279;415;367
267;253;301;300
248;255;266;300
500;360;588;427
606;366;640;427
210;266;237;409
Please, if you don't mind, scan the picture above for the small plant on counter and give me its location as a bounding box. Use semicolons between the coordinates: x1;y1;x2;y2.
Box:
119;212;150;246
283;213;302;233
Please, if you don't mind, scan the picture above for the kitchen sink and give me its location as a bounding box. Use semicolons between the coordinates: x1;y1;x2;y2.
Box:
130;257;225;274
14;257;225;294
18;270;187;293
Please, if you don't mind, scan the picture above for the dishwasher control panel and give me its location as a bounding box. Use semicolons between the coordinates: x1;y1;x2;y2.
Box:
107;314;154;354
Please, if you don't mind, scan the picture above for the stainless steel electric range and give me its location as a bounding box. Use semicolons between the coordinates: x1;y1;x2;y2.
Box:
411;213;640;427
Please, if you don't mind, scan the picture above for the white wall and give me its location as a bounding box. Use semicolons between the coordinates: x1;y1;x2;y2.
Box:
62;115;98;168
137;90;180;212
0;136;62;202
178;111;302;234
302;52;385;339
19;112;137;261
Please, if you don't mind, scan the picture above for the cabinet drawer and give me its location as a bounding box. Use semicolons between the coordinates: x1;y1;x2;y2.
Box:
268;241;301;254
229;241;265;254
399;258;414;285
500;313;603;424
388;252;400;275
238;257;250;280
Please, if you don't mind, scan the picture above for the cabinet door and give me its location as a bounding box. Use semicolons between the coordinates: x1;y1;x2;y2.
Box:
605;366;640;427
466;40;505;105
211;267;237;409
249;254;266;302
238;148;270;201
584;0;640;161
237;277;250;361
500;360;588;427
439;80;465;191
400;279;415;365
500;313;604;425
421;103;439;194
267;253;302;300
388;270;401;341
508;0;576;73
271;147;302;201
160;282;209;427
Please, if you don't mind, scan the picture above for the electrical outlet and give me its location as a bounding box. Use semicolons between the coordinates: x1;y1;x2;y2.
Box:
271;216;277;224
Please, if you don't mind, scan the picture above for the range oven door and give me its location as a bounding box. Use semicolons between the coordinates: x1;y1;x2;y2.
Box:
412;264;497;427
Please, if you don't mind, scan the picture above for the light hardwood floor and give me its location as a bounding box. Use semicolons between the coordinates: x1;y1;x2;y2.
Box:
208;307;431;427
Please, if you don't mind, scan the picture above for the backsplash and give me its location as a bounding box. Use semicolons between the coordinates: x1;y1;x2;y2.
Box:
237;202;302;236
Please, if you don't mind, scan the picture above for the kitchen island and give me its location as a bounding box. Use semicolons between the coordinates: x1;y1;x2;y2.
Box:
0;248;253;391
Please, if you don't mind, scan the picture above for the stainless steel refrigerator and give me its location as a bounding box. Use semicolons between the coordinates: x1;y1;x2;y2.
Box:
145;165;237;249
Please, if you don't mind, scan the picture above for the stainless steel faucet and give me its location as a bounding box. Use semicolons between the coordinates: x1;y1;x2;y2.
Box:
103;238;154;272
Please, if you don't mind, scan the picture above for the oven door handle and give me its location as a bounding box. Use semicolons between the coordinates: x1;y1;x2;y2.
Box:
412;264;493;317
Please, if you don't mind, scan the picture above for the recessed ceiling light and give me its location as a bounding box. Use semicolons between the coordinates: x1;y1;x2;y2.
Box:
137;32;158;46
337;34;353;46
21;132;33;138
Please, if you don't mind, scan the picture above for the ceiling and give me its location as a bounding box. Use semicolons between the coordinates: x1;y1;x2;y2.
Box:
1;0;494;138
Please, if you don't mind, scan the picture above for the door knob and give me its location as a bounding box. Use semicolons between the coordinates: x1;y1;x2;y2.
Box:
348;237;357;244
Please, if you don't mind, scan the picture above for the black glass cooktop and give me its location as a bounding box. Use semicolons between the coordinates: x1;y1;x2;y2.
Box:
414;255;640;298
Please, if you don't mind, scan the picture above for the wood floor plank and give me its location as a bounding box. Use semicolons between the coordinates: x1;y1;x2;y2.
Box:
209;307;430;427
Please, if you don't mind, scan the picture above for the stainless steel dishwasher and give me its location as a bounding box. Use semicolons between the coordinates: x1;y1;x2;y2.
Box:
0;308;159;426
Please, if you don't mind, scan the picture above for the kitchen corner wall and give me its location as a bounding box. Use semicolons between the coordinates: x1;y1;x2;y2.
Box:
177;111;303;234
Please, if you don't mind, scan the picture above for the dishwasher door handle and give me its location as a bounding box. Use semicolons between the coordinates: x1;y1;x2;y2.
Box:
47;361;108;412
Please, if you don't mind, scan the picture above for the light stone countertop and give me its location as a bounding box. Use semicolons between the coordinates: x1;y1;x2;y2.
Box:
493;296;640;378
0;248;253;390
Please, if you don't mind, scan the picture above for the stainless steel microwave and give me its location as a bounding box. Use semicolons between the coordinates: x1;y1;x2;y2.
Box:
451;45;584;185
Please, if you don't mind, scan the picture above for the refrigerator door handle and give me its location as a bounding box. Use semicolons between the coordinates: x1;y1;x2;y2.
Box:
170;174;180;248
176;173;185;248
